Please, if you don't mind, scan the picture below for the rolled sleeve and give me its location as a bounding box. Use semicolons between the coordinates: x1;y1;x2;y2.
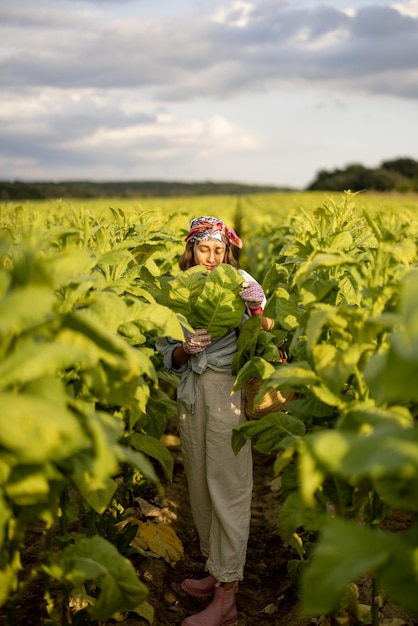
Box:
155;336;188;374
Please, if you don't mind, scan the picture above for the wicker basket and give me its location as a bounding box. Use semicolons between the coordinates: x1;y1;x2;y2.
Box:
244;377;295;420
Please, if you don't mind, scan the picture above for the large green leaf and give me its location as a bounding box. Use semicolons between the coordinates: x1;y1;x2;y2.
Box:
72;466;118;514
168;266;207;323
310;383;344;408
312;343;361;394
232;316;282;375
86;290;130;332
0;340;93;391
115;445;160;489
63;311;156;381
233;357;275;390
292;252;358;285
300;518;390;615
193;265;245;337
298;276;338;306
5;465;51;506
254;361;320;400
306;425;418;511
305;305;336;350
64;309;133;356
0;393;88;463
378;527;418;614
45;536;148;620
264;287;300;330
129;433;174;481
339;401;414;430
0;285;56;336
0;564;16;608
48;249;97;288
169;265;245;338
122;299;185;341
78;411;122;487
232;412;305;455
365;269;418;402
0;494;12;550
278;490;326;547
140;388;178;438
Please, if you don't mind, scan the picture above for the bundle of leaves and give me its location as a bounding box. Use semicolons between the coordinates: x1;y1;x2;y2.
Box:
232;315;286;371
168;264;246;339
232;315;288;388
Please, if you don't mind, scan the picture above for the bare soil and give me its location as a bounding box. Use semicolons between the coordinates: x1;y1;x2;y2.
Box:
2;420;417;626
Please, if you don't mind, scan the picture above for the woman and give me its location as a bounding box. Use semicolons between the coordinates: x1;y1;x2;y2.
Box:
156;216;272;626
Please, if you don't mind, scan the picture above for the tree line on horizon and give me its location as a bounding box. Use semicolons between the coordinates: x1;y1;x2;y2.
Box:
0;179;287;201
307;157;418;193
0;157;417;200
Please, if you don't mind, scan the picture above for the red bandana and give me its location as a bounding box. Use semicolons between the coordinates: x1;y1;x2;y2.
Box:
185;217;242;249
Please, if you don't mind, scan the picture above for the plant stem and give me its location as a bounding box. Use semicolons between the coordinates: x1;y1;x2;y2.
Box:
369;490;380;626
87;508;97;537
371;576;379;626
59;487;68;538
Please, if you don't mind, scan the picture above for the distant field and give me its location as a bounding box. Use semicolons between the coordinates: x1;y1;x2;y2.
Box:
3;190;418;225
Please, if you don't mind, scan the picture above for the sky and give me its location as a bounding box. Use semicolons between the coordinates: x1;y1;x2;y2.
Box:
1;0;418;189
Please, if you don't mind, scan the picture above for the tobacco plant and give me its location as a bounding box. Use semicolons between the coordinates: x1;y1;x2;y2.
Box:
233;192;418;623
0;205;185;624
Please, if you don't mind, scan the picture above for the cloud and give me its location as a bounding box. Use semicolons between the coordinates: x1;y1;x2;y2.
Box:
62;111;260;158
0;87;261;179
1;0;417;185
1;2;417;100
392;0;418;18
212;1;256;28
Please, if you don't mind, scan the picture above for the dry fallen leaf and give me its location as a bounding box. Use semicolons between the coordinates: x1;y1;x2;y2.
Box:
131;520;184;566
261;603;278;615
133;496;162;517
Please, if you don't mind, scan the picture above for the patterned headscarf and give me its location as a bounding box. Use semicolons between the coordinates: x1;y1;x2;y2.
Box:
185;216;242;248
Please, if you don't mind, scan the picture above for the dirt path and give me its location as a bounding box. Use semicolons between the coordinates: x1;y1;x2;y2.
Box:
134;431;314;626
135;428;416;626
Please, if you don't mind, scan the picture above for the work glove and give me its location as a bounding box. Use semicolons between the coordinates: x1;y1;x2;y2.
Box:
239;281;265;311
183;329;212;355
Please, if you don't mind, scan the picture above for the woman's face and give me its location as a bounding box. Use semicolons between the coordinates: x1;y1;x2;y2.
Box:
193;239;226;271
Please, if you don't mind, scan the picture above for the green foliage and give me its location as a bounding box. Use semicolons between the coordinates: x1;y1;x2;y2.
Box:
307;157;418;192
364;268;418;404
2;192;418;624
231;315;284;375
0;204;184;622
233;191;418;622
301;517;418;616
168;264;246;338
44;536;148;620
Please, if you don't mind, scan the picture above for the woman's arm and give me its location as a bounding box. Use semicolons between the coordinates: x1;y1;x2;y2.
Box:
172;329;212;367
172;344;190;367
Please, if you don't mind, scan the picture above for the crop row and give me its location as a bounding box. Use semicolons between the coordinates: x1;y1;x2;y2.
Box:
235;192;418;623
0;205;188;623
1;192;418;625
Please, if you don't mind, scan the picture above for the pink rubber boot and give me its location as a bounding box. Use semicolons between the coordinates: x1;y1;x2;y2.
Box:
181;581;238;626
181;574;217;598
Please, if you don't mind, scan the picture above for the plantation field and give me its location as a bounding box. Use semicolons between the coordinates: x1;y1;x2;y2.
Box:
6;189;418;219
1;190;418;625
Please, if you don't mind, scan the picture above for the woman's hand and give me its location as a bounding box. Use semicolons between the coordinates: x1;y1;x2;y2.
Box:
183;329;212;354
239;281;265;310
